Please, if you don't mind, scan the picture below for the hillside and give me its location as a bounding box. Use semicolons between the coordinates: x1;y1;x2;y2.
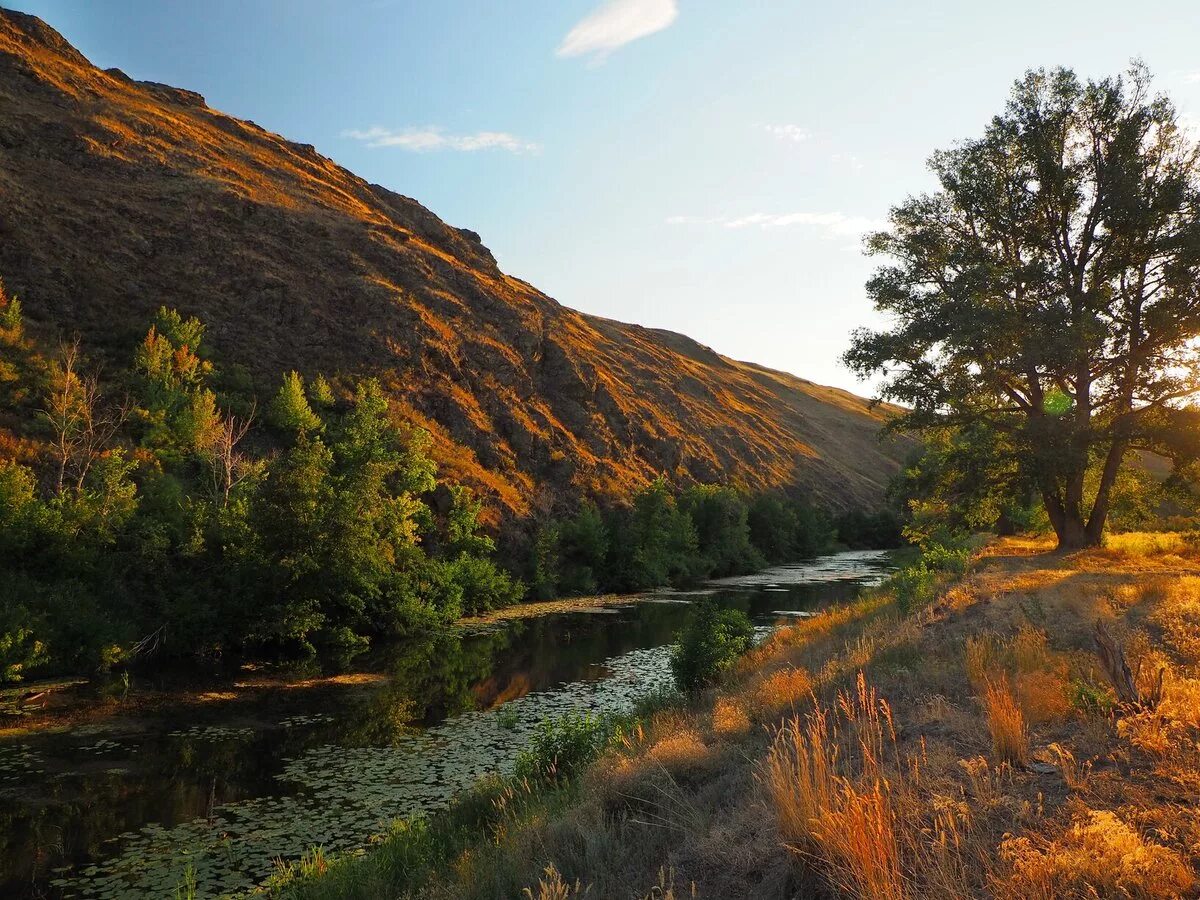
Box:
0;8;907;518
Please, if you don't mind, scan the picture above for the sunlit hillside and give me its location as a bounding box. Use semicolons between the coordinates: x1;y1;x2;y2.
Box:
0;9;909;520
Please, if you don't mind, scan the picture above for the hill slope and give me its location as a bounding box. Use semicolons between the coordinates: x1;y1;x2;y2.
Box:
0;8;907;517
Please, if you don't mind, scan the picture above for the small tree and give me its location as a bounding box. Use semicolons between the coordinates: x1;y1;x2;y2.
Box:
846;65;1200;549
0;278;22;336
42;338;127;494
270;371;322;436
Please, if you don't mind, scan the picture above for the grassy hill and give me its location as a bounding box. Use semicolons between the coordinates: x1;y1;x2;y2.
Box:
0;8;908;521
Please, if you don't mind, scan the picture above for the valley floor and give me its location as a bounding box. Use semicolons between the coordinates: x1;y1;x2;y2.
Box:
276;534;1200;899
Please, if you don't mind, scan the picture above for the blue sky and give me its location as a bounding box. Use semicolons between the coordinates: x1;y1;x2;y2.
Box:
10;0;1200;392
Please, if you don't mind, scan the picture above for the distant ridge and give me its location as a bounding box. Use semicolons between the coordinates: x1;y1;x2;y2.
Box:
0;7;909;519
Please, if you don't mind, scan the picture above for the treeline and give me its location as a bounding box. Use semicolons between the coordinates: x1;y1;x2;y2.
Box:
0;295;521;678
526;480;839;600
0;283;887;682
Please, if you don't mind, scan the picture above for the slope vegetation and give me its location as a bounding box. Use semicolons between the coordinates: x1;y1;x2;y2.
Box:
0;8;906;517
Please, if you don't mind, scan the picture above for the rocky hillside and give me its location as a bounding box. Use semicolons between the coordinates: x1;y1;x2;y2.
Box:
0;8;907;518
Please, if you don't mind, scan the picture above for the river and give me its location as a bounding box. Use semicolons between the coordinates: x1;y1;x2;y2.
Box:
0;550;894;899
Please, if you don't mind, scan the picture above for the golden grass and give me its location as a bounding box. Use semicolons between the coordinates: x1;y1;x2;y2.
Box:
1014;670;1071;724
645;730;711;778
979;676;1029;767
711;696;750;736
1100;530;1187;557
749;667;813;721
996;808;1196;899
329;534;1200;899
764;675;907;900
522;865;589;899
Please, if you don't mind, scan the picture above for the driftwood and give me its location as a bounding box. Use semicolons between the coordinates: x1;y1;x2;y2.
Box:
1094;619;1164;710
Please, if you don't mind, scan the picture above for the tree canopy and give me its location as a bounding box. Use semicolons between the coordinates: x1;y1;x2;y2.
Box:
846;64;1200;549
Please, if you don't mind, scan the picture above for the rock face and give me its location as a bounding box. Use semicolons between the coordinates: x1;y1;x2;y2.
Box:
0;8;908;518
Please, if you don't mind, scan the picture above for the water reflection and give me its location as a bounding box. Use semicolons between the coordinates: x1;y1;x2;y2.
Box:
0;550;892;898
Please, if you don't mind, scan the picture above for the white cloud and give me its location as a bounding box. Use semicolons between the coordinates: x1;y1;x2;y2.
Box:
667;211;886;237
556;0;678;61
342;126;539;153
764;124;810;144
1183;72;1200;84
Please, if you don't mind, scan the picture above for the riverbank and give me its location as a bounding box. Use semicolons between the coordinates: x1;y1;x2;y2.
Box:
273;533;1200;898
0;552;893;897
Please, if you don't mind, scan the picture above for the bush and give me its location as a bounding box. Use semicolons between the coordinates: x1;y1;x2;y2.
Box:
0;603;48;683
892;563;939;616
513;713;614;783
443;554;524;616
670;602;754;692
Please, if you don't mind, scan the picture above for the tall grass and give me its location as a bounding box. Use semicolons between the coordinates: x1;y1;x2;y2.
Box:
979;676;1029;767
764;674;907;900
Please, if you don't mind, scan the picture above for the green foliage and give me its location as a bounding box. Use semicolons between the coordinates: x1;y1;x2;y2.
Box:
513;712;614;783
1070;678;1117;718
308;374;335;408
441;554;524;616
271;371;323;435
845;64;1200;549
557;502;608;594
747;493;836;561
0;279;22;335
0;306;524;677
0;602;48;683
670;601;754;692
835;508;905;549
679;484;765;577
891;540;970;616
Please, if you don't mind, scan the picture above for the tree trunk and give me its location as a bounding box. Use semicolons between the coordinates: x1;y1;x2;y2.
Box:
1042;485;1098;551
1055;511;1094;550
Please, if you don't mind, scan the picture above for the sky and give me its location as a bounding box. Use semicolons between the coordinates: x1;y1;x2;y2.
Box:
9;0;1200;394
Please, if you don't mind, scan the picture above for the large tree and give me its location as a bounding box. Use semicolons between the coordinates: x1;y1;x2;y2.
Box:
846;64;1200;549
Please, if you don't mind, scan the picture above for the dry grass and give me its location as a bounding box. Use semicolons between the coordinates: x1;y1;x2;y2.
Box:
764;675;908;900
1100;530;1188;558
522;865;589;899
748;666;813;721
710;697;750;737
979;676;1029;767
320;534;1200;899
996;807;1196;899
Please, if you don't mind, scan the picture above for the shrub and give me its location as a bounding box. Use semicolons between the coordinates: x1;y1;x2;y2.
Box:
996;809;1195;899
670;602;754;692
892;562;938;616
514;713;614;783
0;605;48;683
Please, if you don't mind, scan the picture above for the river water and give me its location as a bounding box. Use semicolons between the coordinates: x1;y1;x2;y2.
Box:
0;550;894;899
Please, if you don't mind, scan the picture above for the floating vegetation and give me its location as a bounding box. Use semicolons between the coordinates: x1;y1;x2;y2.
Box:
166;725;256;742
76;738;127;755
277;713;335;729
0;742;41;784
52;646;676;899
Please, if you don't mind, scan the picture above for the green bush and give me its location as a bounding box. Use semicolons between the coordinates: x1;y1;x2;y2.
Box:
670;602;754;692
922;544;970;576
892;562;938;616
513;712;614;783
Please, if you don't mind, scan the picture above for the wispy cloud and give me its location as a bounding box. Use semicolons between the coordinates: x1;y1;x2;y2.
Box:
763;124;810;144
342;126;539;153
667;211;886;237
556;0;678;61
